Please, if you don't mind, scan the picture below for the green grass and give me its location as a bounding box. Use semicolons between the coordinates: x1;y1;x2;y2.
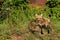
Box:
0;9;60;40
0;7;60;40
0;0;60;39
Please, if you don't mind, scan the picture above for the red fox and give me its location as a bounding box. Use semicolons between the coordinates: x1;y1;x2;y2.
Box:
29;14;53;34
35;14;52;34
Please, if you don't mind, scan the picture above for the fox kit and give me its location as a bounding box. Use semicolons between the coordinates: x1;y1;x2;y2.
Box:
29;14;52;34
35;14;52;34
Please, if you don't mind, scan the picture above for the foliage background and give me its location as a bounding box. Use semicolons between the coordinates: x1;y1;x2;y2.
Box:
0;0;60;40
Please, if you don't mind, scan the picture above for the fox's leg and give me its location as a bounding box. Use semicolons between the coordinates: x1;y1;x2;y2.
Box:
40;25;44;34
45;24;50;34
37;25;44;34
41;28;44;34
46;25;51;34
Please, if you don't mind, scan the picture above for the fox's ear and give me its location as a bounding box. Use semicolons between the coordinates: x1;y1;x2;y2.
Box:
35;14;38;16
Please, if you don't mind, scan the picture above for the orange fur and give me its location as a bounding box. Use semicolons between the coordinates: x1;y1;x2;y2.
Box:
35;14;51;27
29;14;53;34
35;14;52;34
